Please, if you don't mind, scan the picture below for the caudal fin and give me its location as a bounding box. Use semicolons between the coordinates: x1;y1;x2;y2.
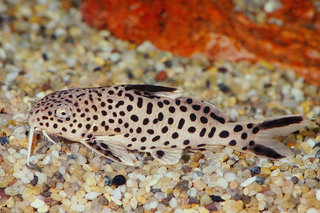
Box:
244;115;311;159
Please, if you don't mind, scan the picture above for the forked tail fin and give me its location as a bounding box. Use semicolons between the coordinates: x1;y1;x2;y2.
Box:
246;115;311;159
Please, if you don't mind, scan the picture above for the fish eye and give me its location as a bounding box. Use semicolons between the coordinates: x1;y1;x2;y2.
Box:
55;103;73;119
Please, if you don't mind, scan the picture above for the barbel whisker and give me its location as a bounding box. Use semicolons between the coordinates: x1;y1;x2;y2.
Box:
42;130;57;144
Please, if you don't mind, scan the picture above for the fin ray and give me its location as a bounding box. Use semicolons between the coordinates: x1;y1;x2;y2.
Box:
150;149;183;165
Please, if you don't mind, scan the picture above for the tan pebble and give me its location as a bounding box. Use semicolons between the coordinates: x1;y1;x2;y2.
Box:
79;147;88;156
280;163;289;170
192;152;203;162
258;60;275;70
272;176;284;186
22;187;36;203
200;194;212;205
223;200;244;212
193;179;205;191
301;185;310;194
258;201;266;210
90;161;101;172
23;205;34;213
190;204;200;209
243;188;249;196
282;180;294;194
261;167;271;175
0;175;14;188
239;160;248;167
137;196;147;205
270;165;279;171
167;188;174;194
5;197;14;208
51;193;62;201
282;201;295;209
82;164;92;172
188;161;200;168
49;205;61;213
155;70;168;81
303;190;315;199
75;190;86;198
199;206;210;213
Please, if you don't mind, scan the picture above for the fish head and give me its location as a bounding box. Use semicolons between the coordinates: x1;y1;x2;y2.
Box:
27;89;86;141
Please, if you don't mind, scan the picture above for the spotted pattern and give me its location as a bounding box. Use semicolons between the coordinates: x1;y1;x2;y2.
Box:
28;84;301;165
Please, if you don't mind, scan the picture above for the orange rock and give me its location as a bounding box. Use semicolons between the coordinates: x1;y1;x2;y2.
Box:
155;70;168;81
81;0;320;85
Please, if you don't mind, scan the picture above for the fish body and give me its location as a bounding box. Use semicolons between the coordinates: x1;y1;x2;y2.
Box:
27;85;310;166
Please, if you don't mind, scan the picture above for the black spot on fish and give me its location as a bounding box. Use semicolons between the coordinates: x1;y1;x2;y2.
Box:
210;112;225;124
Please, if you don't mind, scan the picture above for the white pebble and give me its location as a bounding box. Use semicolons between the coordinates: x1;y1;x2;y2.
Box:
70;144;80;153
169;198;178;208
306;208;320;213
112;188;122;200
4;186;19;196
12;113;27;122
51;150;59;158
54;28;66;37
229;108;239;121
223;147;234;155
85;192;102;200
187;188;197;197
0;114;9;125
130;198;138;209
149;201;158;209
6;72;19;85
21;176;31;184
31;198;45;209
59;191;67;198
157;166;167;175
224;172;236;182
264;0;282;13
148;178;158;186
43;155;52;165
19;149;28;156
316;189;320;201
0;48;6;59
217;178;228;189
174;209;183;213
110;53;121;62
154;192;166;200
35;172;47;185
306;138;315;148
58;166;66;175
241;176;257;187
202;166;215;174
12;126;26;139
291;88;304;101
256;193;265;201
70;204;85;212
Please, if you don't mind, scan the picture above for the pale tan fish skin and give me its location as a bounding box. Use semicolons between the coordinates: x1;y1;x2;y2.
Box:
27;85;310;166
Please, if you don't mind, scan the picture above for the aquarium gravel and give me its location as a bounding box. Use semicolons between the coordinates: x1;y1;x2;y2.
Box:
0;0;319;212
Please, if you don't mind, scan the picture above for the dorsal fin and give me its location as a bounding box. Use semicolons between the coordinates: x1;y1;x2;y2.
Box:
123;84;183;99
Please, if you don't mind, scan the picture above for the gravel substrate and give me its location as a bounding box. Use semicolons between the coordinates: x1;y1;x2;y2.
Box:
0;0;320;212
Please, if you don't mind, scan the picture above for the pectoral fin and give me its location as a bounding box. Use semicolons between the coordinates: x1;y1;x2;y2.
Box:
94;135;138;166
150;149;183;165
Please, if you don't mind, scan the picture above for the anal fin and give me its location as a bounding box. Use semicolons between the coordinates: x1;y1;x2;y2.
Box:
150;149;183;165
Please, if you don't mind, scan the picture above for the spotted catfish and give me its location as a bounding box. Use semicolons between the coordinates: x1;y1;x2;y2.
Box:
27;85;310;166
